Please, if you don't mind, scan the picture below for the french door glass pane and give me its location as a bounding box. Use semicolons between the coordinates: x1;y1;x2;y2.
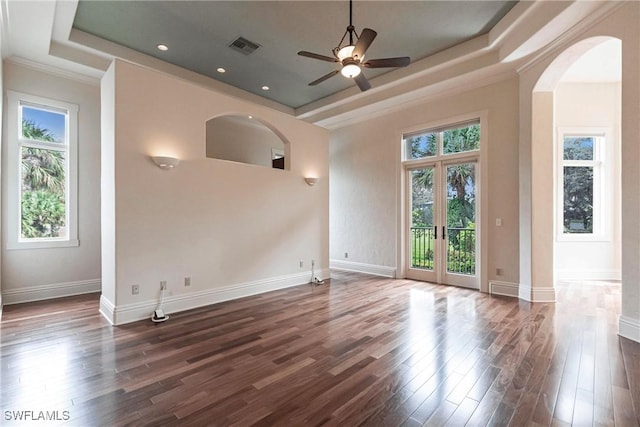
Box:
21;105;66;144
563;166;593;233
410;168;435;270
21;147;67;239
442;123;480;155
405;133;437;159
446;163;476;275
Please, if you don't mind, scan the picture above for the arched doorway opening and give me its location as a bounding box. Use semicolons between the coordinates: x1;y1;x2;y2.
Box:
526;35;640;344
530;37;621;292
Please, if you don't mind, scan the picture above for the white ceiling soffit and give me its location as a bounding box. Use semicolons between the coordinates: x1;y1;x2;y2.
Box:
299;1;621;128
70;1;517;108
4;0;623;128
0;0;105;83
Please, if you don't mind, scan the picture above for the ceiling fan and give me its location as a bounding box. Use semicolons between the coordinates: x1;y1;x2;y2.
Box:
297;0;411;92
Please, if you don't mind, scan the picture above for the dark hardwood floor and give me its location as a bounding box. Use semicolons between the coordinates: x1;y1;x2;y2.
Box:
1;271;639;426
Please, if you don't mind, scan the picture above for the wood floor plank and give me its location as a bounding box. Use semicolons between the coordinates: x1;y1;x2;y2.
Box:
1;272;638;426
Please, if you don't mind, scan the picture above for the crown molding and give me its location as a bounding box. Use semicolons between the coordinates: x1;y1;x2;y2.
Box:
6;56;100;86
312;66;516;130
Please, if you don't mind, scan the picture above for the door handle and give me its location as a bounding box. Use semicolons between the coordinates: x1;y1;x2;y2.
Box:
442;226;446;240
434;226;437;240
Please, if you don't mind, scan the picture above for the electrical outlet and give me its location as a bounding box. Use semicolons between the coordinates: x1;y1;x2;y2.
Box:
184;277;191;287
496;268;503;276
131;284;139;295
160;280;167;290
311;259;315;268
344;252;348;259
299;260;304;268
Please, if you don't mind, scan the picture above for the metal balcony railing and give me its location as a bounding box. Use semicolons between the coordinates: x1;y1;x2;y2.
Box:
410;226;476;275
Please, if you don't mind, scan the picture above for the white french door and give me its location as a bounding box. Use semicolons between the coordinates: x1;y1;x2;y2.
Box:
406;159;478;289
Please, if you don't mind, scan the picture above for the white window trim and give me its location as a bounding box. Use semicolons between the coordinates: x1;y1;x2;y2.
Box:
399;111;487;292
403;118;481;162
556;127;609;242
6;90;79;249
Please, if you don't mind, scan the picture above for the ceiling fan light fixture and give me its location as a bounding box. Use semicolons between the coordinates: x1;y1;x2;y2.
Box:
341;63;361;78
298;0;409;91
337;45;355;61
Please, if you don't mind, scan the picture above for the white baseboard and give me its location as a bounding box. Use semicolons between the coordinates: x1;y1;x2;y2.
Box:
1;279;101;305
489;281;519;298
100;268;331;326
330;259;396;278
619;315;640;343
556;269;621;281
518;284;556;303
99;294;116;325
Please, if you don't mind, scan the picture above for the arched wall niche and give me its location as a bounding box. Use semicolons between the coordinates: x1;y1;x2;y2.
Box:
205;114;291;170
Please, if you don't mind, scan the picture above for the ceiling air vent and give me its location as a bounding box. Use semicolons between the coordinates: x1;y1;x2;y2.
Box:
228;36;261;55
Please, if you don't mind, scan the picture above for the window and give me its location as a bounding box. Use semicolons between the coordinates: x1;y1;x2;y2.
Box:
404;120;480;160
557;129;606;240
7;91;78;249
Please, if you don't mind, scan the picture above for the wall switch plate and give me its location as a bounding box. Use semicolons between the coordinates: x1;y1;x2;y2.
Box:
496;218;503;227
160;280;167;290
184;277;191;287
132;284;139;295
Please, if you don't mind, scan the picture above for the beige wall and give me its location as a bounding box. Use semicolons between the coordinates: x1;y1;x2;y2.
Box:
101;60;329;324
554;82;621;280
1;62;102;302
330;77;520;290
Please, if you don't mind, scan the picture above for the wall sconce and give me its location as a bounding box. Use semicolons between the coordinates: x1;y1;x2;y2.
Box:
152;156;180;170
304;177;319;186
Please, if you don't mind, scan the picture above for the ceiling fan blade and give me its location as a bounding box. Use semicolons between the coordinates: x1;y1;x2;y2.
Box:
352;28;377;60
298;51;338;63
363;57;411;68
309;70;340;86
354;73;371;91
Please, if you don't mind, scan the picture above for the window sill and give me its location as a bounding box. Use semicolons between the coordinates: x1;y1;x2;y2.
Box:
556;234;610;243
7;239;80;250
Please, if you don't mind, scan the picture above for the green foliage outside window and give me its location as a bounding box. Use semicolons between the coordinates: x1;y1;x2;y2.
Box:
21;119;66;238
409;123;479;274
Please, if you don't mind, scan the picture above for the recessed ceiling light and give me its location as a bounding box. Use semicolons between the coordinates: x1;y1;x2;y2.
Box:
261;85;270;91
248;115;253;119
217;67;226;73
156;44;169;51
